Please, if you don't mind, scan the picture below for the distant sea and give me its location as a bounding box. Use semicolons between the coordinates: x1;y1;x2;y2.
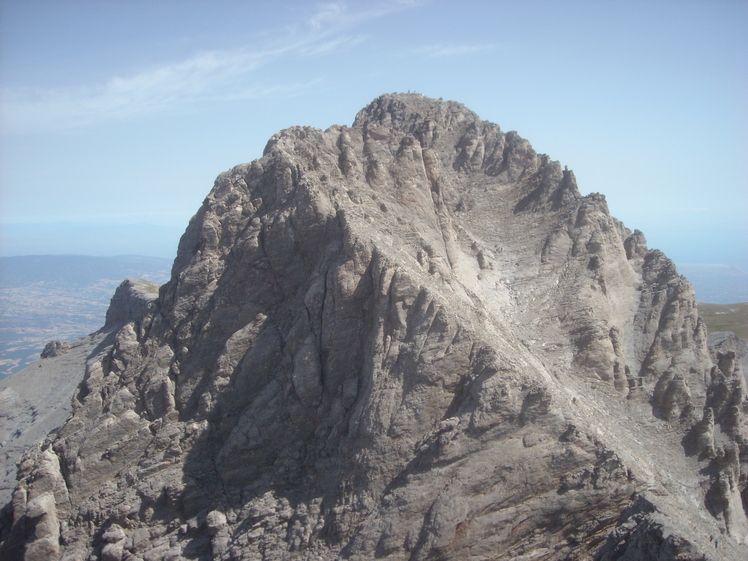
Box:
676;263;748;305
0;222;183;259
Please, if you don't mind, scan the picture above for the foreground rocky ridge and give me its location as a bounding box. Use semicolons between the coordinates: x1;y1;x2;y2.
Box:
1;94;746;560
0;279;161;510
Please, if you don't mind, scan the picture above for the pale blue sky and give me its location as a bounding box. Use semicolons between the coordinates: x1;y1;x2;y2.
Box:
1;0;746;270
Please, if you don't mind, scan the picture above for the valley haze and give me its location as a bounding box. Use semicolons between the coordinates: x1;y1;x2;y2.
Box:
0;1;745;273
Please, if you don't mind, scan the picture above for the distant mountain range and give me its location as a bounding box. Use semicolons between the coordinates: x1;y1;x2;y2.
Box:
0;255;171;377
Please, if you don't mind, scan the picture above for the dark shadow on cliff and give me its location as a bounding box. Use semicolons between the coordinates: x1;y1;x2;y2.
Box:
0;501;23;561
171;244;380;557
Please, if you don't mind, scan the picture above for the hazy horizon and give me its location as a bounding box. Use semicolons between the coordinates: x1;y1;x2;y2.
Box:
2;220;748;275
1;1;746;271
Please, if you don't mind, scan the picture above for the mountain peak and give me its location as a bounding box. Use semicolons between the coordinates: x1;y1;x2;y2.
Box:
353;92;479;129
2;95;746;561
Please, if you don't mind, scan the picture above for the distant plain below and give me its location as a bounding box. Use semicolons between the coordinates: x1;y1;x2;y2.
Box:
0;255;171;377
0;255;746;378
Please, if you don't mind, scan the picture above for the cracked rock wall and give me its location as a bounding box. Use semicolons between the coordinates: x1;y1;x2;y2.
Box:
1;94;746;561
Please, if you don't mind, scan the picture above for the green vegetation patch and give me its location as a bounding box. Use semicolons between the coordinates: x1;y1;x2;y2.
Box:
697;302;748;340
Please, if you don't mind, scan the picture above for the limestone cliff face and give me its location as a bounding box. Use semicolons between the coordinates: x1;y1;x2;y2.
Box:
2;94;746;561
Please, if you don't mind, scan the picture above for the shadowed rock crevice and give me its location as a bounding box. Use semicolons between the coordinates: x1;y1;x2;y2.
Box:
1;94;746;560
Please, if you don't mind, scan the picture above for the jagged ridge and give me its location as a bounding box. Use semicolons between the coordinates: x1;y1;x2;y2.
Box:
1;94;746;561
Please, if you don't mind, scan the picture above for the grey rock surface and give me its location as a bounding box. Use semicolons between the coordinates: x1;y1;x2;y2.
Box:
0;333;109;508
709;331;748;389
39;341;70;359
0;279;160;508
1;94;746;560
104;278;160;328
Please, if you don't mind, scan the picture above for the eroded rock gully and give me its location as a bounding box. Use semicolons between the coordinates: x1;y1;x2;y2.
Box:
1;94;746;560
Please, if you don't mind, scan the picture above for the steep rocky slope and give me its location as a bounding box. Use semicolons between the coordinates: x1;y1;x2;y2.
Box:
1;94;746;561
0;279;160;508
709;331;748;390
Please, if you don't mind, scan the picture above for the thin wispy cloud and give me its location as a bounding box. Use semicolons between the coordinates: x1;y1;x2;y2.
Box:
309;1;349;31
297;34;367;56
2;2;410;133
309;0;424;30
3;48;295;131
414;43;496;57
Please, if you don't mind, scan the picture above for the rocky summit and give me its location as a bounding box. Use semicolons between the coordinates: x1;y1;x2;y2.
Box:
1;93;746;561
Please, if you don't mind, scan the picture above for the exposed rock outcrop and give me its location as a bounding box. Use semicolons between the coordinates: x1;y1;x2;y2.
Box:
104;278;160;328
40;341;69;359
0;279;161;516
1;94;746;560
710;331;748;389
